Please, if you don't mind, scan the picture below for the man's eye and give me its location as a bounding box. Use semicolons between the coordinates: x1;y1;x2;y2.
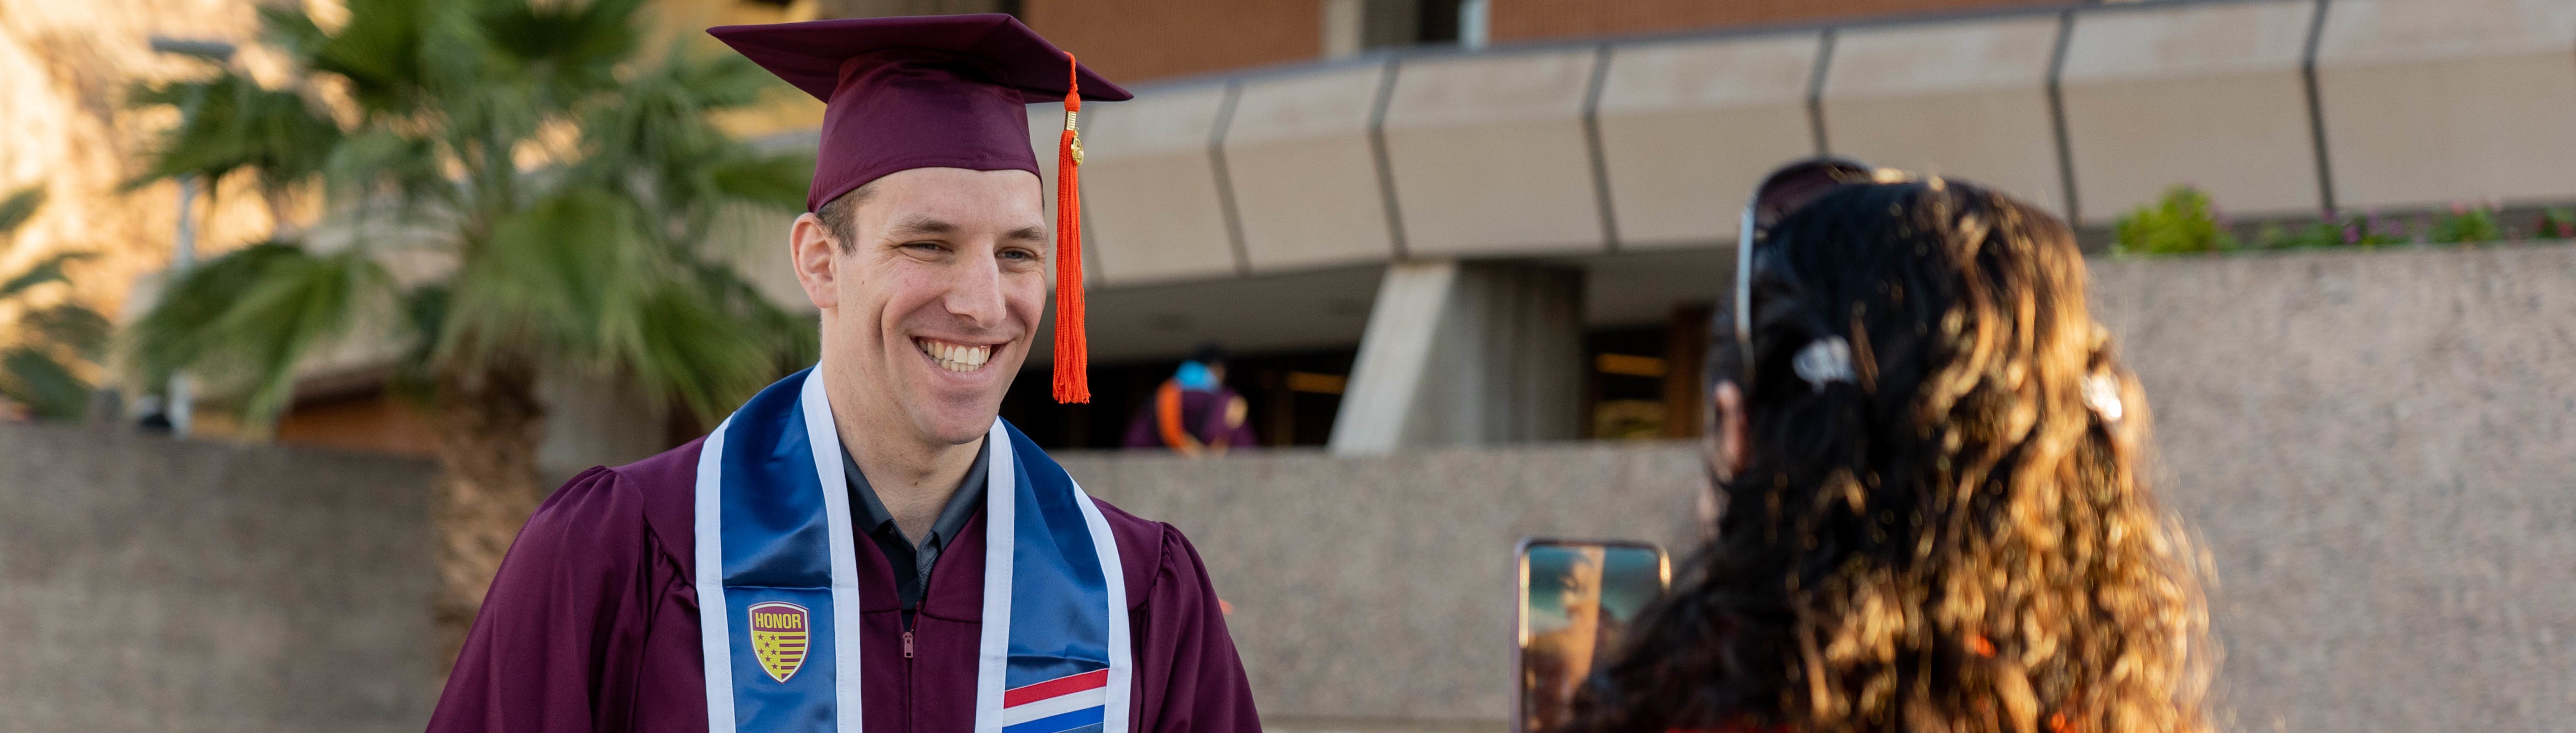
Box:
904;242;947;253
999;249;1037;261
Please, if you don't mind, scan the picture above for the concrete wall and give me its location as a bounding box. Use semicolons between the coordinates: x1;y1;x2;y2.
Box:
1084;242;2576;733
1065;443;1702;732
0;423;441;733
9;243;2576;732
2091;242;2576;733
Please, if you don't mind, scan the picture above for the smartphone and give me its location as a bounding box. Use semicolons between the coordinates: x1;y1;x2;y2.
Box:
1513;538;1671;733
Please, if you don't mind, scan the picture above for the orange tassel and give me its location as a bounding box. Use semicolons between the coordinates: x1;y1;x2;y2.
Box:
1051;54;1090;404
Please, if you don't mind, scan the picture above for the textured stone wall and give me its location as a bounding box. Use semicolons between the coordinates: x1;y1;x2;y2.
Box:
0;422;441;733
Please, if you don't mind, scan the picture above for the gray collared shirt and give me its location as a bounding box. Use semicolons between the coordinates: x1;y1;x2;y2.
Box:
845;440;989;614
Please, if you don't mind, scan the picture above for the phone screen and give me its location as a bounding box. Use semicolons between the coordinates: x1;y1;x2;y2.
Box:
1515;539;1670;733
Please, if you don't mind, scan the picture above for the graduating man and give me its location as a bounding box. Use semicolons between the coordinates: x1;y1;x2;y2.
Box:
426;14;1262;733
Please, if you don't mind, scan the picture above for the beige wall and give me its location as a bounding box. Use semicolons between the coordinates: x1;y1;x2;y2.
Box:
2058;0;2324;224
2313;0;2576;211
1594;31;1822;249
1081;84;1242;285
1380;49;1607;256
1222;63;1400;273
1821;15;2069;216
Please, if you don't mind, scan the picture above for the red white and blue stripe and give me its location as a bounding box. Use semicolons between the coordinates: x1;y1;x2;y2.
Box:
693;368;1132;733
1000;669;1112;733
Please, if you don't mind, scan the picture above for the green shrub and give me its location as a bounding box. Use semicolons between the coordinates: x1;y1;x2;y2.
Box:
2114;186;2239;254
2428;203;2502;244
2256;219;2337;249
2254;210;2410;249
2537;208;2576;240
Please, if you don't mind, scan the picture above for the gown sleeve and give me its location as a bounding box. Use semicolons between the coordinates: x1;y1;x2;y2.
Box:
1131;523;1265;733
426;466;666;733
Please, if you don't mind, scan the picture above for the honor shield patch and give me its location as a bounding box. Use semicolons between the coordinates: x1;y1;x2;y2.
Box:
748;601;811;683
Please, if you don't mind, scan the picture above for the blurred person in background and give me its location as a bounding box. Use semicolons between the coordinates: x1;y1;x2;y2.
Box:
1124;342;1257;454
1566;174;2214;733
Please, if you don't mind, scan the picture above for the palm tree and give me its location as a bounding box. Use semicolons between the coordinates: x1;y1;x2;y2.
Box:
0;186;111;421
124;0;814;654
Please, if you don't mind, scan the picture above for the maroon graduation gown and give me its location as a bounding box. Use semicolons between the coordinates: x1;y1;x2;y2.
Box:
425;437;1262;733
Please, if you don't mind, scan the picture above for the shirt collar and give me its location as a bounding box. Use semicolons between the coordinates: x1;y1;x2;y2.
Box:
844;438;990;549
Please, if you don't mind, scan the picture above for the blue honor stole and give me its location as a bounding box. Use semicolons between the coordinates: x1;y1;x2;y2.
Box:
692;368;1134;733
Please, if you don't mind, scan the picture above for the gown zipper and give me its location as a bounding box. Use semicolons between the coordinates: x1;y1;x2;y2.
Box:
902;605;917;732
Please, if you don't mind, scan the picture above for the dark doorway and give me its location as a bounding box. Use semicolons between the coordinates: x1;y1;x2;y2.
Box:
1000;347;1358;451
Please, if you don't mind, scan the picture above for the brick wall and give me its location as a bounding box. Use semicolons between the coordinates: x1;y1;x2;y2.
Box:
1022;0;1326;83
1489;0;2067;43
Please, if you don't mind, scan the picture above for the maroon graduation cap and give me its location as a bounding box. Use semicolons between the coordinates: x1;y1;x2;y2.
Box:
709;14;1131;404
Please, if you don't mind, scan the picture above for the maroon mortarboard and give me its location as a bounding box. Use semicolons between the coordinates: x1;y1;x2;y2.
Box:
709;14;1130;404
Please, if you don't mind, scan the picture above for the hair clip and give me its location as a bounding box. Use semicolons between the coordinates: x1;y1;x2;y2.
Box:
1791;337;1856;392
2082;374;2124;422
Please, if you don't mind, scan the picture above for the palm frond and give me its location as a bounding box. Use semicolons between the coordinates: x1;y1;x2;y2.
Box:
0;185;44;236
256;4;332;62
129;71;342;196
124;242;390;426
707;153;814;212
440;189;776;423
0;251;95;299
325;127;453;214
386;283;450;400
576;43;808;252
613;280;776;425
694;260;818;373
119;0;814;434
470;0;641;105
0;347;92;421
18;304;112;362
305;0;443;116
439;190;639;368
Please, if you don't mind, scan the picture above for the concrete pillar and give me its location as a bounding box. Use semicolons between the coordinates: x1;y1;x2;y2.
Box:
1328;259;1583;455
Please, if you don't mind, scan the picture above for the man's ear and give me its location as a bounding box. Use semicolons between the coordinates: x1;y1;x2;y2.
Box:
789;212;839;311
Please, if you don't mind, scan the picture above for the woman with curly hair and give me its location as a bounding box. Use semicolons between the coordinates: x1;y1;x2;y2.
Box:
1565;170;2214;733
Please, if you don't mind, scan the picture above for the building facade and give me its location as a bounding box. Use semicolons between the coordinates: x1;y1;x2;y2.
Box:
46;0;2574;469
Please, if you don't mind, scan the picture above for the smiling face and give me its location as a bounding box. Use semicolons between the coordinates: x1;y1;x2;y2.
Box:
790;167;1050;448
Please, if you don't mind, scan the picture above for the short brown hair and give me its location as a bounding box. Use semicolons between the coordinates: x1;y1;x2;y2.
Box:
813;180;879;253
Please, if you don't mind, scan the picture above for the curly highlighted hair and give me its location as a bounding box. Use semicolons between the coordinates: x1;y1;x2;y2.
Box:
1567;180;2213;733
